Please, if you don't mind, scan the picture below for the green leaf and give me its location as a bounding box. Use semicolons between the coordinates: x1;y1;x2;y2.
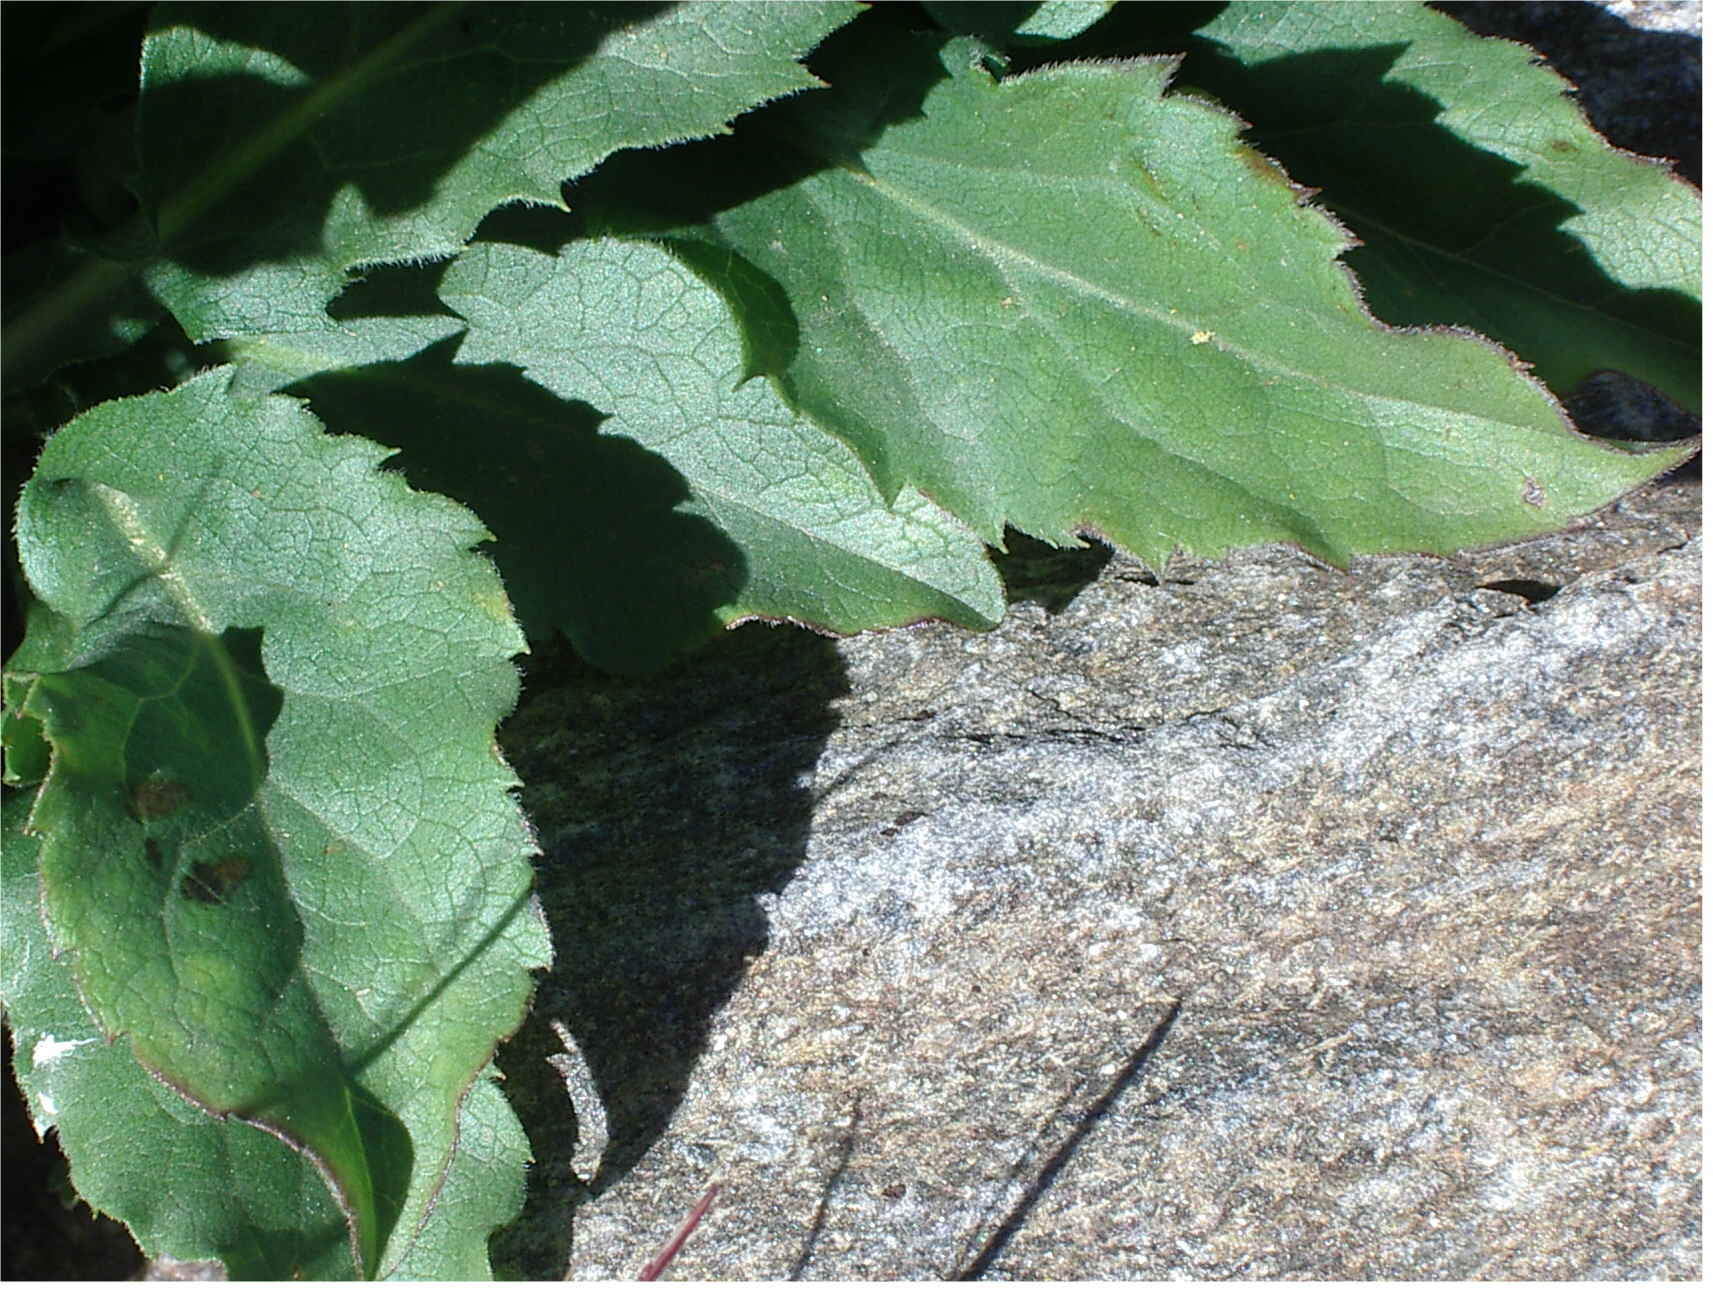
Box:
435;237;1006;666
4;787;358;1279
218;315;468;399
231;326;755;674
5;369;549;1277
3;788;527;1280
922;1;1117;45
221;240;1005;671
1;708;51;787
136;0;857;342
1176;0;1701;412
2;2;860;389
2;662;53;788
382;1070;529;1281
578;22;1689;567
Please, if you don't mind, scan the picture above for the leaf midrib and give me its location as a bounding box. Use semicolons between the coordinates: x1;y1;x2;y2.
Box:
847;161;1561;435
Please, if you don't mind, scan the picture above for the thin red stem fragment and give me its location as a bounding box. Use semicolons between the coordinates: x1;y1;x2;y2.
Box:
636;1182;721;1281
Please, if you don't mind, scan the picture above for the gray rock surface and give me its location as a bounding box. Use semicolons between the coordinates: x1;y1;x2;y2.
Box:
493;472;1699;1280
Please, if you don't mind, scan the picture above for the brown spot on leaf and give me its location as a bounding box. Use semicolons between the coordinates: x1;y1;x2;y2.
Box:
130;778;190;821
181;855;250;905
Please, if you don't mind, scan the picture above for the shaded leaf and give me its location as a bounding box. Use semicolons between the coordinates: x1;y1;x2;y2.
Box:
135;0;859;341
0;4;161;393
276;336;753;675
1;3;149;162
224;242;1004;671
2;789;524;1280
2;240;163;396
5;369;548;1277
2;786;355;1280
2;2;860;389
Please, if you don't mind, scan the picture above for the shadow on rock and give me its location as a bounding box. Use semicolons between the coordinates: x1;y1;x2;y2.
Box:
492;625;850;1276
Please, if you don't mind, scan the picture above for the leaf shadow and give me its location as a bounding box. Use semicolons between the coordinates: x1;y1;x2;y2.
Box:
490;622;851;1277
565;3;961;229
32;620;417;1277
137;4;673;279
990;529;1114;614
1432;0;1702;186
475;2;968;379
281;337;747;674
1009;5;1700;418
278;342;838;1271
1190;40;1696;397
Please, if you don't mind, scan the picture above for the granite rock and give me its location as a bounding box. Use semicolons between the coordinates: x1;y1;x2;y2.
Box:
492;472;1699;1280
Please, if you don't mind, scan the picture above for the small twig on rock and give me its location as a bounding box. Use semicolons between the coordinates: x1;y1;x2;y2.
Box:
636;1183;720;1281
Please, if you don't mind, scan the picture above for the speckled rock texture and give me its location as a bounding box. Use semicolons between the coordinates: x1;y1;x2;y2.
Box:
494;470;1698;1280
480;3;1703;1282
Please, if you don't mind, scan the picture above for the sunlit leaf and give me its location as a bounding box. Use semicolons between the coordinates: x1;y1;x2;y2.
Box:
577;20;1691;566
6;370;549;1276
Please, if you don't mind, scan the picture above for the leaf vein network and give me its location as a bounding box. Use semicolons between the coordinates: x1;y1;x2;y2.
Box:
865;166;1554;433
